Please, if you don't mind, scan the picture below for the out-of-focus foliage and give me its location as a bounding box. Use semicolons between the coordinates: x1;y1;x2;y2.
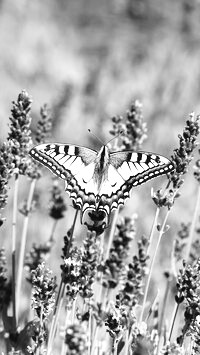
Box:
1;0;200;147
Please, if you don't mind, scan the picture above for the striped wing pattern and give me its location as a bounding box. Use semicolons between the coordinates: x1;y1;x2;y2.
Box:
29;143;174;222
29;143;98;216
97;151;174;216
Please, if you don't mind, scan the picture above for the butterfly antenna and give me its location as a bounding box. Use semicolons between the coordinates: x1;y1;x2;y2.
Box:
88;129;105;145
106;129;125;146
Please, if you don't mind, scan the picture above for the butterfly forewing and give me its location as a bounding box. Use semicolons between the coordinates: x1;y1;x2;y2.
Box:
96;151;174;217
29;143;99;212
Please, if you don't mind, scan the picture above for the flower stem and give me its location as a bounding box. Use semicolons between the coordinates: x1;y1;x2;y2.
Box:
185;184;200;261
157;275;171;354
16;178;36;320
12;173;19;329
49;219;58;242
124;330;129;355
168;302;179;341
88;303;92;355
146;207;160;256
140;209;170;322
113;339;118;355
105;209;118;261
47;209;79;355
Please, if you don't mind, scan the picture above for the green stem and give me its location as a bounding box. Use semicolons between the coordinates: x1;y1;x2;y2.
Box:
159;277;171;336
140;209;170;322
105;209;118;261
146;207;160;256
16;178;36;320
47;280;65;355
113;339;118;355
185;184;200;261
12;173;19;329
88;302;92;355
49;219;58;242
156;276;171;354
124;330;129;355
90;324;98;355
168;302;179;341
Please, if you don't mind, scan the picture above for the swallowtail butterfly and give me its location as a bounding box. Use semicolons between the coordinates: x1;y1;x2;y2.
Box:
29;143;174;222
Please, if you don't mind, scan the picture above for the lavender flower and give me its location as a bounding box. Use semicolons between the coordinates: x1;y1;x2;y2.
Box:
35;104;52;145
48;180;67;220
190;239;200;264
7;90;32;175
64;324;87;355
103;215;137;289
28;103;53;180
174;222;190;262
153;113;200;208
189;315;200;354
0;142;15;225
161;342;184;355
109;100;147;151
169;113;200;190
175;259;200;345
25;241;53;283
193;153;200;184
61;230;82;302
116;235;149;309
79;231;100;299
105;303;127;339
31;262;57;321
0;248;8;311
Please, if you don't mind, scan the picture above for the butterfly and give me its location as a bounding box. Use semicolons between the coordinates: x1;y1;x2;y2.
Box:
29;143;174;223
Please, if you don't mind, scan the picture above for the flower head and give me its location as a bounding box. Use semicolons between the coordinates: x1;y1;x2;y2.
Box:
116;235;149;309
105;303;127;339
61;231;82;302
48;180;67;220
175;259;200;345
25;241;53;283
169;113;200;190
31;262;57;320
109;100;147;151
78;231;100;299
28;103;53;180
64;324;87;355
0;142;15;224
7;90;32;175
103;215;137;289
35;104;52;145
0;247;10;312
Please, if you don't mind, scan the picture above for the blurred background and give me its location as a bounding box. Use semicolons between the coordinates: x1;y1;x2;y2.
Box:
0;0;200;304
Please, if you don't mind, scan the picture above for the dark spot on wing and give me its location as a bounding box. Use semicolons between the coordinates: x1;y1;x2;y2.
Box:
155;156;161;163
111;182;117;187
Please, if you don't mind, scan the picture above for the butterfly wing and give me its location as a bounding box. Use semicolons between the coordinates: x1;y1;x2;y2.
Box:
30;144;174;225
29;143;99;214
96;151;174;216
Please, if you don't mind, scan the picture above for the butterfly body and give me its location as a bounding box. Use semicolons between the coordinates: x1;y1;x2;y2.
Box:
29;143;174;222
